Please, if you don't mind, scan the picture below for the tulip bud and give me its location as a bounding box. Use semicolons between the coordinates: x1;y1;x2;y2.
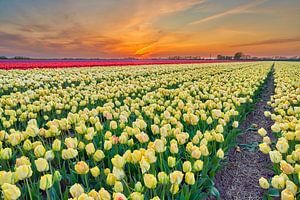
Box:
258;128;267;137
39;174;53;190
193;160;203;171
52;139;61;151
90;166;100;177
44;150;55;161
104;140;112;150
93;150;105;162
1;148;12;160
259;177;269;189
183;161;192;173
158;172;169;184
53;171;62;182
168;157;176;168
185;172;195;185
114;181;123;192
216;149;224;159
134;181;143;192
106;173;116;186
23;139;32;151
259;143;271;154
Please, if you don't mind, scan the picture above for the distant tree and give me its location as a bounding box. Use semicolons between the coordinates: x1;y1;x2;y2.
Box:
217;55;224;60
234;52;244;60
0;56;8;59
14;56;30;60
217;55;233;60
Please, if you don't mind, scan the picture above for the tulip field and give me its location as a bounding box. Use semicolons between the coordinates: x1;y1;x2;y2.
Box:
258;62;300;199
0;59;240;70
0;61;299;200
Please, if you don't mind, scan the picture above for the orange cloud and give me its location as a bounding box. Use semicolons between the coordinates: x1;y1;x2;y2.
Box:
230;37;300;47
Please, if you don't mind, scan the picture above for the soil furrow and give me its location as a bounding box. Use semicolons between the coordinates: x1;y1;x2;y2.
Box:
211;68;275;200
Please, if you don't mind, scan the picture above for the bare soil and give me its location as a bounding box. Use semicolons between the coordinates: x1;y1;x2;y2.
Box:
210;69;275;200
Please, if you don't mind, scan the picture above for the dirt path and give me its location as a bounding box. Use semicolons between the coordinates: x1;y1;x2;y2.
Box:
211;69;275;200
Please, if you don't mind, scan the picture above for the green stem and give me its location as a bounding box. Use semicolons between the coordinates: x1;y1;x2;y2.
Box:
162;185;165;200
122;179;131;195
84;174;90;190
25;179;33;200
58;182;63;200
46;189;51;200
160;153;163;171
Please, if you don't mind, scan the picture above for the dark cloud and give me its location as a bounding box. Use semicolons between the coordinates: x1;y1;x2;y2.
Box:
0;30;124;58
0;31;33;49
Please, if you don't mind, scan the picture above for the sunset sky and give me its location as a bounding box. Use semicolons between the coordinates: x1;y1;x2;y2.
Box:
0;0;299;58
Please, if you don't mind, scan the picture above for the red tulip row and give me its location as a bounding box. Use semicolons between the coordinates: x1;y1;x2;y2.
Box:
0;59;250;70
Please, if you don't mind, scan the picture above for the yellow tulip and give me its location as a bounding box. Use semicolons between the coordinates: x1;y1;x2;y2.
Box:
62;148;78;160
34;145;46;157
259;143;271;154
93;150;105;162
258;128;267;137
280;160;294;175
271;175;285;189
0;171;15;185
185;172;195;185
85;143;96;155
269;150;282;163
158;172;169;184
1;148;12;160
52;139;61;151
143;174;157;189
39;174;53;190
216;149;224;159
111;155;125;169
193;160;204;171
259;177;269;189
183;161;192;173
90;166;100;177
167;156;176;168
106;173;116;186
15;165;32;181
169;171;184;185
281;189;294;200
1;183;21;200
99;188;111;200
35;158;49;172
75;161;89;175
113;181;123;192
70;183;84;198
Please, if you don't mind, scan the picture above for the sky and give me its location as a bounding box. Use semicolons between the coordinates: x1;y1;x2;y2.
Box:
0;0;299;58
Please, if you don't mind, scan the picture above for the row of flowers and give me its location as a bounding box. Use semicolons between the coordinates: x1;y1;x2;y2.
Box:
258;62;300;200
0;62;272;199
0;59;240;70
0;63;249;131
